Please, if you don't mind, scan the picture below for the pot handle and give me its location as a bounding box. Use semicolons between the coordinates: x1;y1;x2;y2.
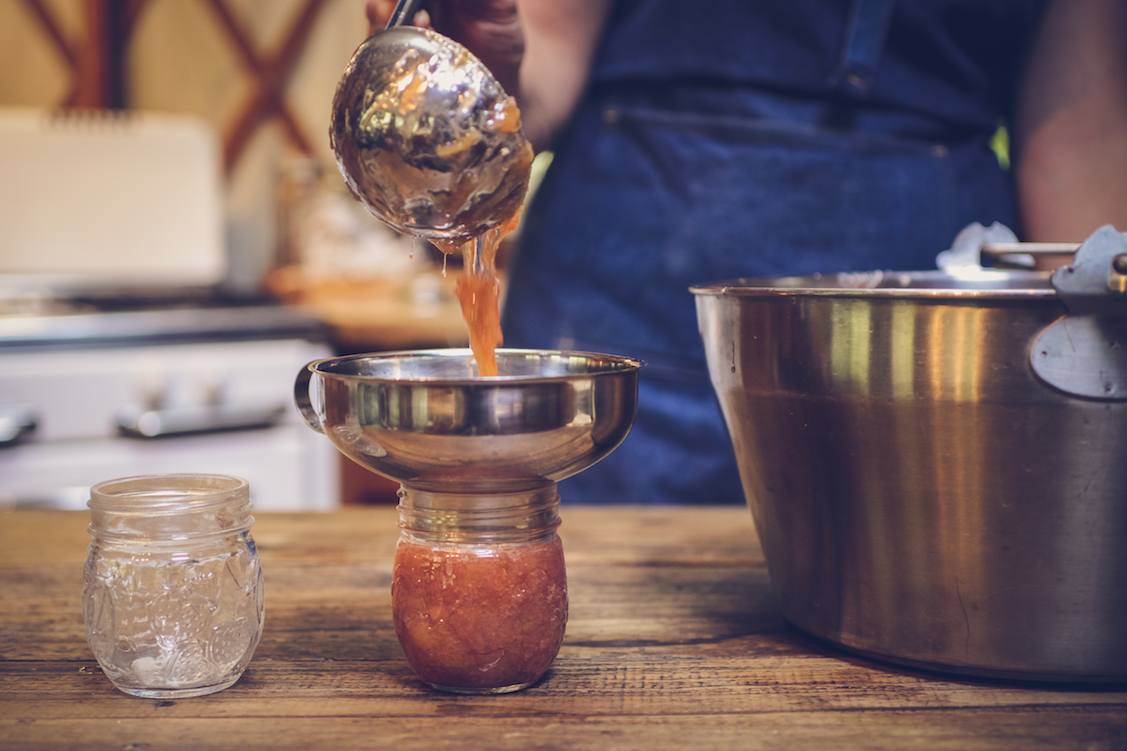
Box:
980;242;1079;269
293;362;324;433
1029;225;1127;401
936;221;1114;271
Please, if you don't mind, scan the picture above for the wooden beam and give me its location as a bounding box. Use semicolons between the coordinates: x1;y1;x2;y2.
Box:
70;0;111;107
203;0;314;162
21;0;78;70
205;0;324;172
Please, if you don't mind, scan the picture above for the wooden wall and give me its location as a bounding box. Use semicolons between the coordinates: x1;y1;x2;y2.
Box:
0;0;370;288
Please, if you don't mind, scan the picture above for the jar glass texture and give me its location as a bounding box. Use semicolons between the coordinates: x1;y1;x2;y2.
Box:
83;474;264;698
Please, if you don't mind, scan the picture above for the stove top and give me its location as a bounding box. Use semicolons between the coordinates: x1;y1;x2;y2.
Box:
0;298;325;350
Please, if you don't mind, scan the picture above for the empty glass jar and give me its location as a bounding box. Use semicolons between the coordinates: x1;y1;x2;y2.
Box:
83;474;264;698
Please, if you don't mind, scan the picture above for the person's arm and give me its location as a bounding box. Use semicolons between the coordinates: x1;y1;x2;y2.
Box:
367;0;609;150
516;0;611;150
1015;0;1127;242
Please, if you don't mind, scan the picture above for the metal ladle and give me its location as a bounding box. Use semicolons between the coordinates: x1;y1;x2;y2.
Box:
329;0;533;244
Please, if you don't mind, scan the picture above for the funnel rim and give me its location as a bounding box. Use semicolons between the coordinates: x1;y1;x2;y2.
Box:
306;348;643;385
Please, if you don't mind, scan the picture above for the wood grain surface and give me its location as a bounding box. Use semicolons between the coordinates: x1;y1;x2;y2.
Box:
2;508;1125;750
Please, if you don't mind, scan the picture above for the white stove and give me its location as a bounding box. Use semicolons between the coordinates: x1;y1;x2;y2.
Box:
0;305;339;510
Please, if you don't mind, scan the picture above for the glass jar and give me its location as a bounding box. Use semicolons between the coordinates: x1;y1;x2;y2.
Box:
83;474;264;698
392;485;568;694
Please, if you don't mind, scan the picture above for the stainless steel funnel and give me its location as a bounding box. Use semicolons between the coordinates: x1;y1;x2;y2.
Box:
294;349;641;495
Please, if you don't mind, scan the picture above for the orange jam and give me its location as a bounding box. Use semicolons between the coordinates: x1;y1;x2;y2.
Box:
453;228;504;376
435;164;527;377
392;536;568;692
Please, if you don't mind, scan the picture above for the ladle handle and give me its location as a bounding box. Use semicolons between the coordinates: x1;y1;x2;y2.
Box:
386;0;423;29
294;362;324;434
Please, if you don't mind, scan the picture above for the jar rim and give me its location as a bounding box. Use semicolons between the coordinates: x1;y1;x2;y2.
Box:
89;474;249;514
398;485;560;543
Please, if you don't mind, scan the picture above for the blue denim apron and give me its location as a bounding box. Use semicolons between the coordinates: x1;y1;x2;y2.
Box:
502;0;1044;504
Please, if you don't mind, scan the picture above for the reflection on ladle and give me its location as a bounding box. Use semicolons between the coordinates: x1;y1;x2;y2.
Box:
329;1;533;242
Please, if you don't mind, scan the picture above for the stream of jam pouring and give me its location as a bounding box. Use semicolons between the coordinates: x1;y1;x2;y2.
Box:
436;211;523;376
424;91;529;377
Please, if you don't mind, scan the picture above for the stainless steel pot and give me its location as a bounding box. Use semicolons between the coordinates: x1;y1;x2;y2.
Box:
692;226;1127;682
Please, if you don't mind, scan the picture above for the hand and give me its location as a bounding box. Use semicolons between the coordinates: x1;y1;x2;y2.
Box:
364;0;428;34
364;0;523;94
363;0;609;150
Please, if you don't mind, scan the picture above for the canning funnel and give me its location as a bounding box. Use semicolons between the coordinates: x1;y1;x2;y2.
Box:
294;350;640;503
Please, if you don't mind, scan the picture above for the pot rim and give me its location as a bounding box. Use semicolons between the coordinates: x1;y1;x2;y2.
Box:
690;270;1059;301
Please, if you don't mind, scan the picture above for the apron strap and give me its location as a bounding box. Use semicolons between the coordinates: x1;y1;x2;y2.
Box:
832;0;895;95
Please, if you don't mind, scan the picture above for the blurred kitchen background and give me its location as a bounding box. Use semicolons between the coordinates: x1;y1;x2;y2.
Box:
0;0;529;508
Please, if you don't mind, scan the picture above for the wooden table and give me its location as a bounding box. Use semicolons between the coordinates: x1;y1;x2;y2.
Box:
2;509;1125;750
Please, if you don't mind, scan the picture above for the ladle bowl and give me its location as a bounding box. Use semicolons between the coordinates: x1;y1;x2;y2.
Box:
329;27;533;242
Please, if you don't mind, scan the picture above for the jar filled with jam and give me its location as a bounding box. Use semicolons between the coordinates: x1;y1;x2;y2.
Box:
392;485;567;694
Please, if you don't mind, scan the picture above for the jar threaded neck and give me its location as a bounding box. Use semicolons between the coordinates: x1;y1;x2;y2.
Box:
397;483;560;544
88;474;252;545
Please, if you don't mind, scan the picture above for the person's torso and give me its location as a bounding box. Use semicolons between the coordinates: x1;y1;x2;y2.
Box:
508;0;1048;350
591;0;1046;136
